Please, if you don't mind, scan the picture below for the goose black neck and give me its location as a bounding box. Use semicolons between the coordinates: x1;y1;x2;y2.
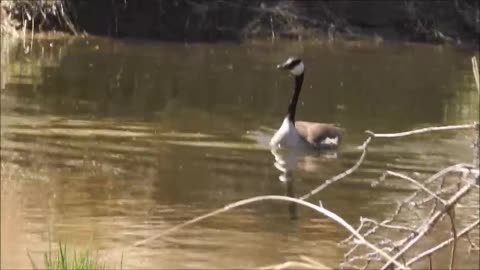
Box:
287;73;304;123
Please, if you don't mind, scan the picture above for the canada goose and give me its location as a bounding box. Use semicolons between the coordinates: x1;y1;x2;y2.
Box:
269;57;343;150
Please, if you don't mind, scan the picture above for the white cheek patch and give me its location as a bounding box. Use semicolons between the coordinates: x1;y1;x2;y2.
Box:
322;136;339;145
285;57;295;65
290;62;304;76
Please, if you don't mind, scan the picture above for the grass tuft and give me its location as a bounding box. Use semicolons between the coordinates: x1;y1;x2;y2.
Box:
36;242;108;270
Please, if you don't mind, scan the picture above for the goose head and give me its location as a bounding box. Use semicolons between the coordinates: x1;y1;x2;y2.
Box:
277;57;304;76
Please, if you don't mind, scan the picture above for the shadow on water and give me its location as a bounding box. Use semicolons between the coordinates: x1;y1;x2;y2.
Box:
1;35;478;269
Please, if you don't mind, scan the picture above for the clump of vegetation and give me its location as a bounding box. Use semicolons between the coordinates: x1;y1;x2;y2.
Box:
0;0;76;35
1;0;478;44
30;242;121;270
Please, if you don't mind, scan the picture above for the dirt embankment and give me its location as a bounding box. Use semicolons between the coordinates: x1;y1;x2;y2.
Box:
1;0;479;45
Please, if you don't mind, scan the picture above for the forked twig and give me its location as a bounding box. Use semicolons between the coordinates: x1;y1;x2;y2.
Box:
361;217;416;234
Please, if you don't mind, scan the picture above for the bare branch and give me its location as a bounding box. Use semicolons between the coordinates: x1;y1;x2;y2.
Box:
259;261;320;269
425;163;476;184
413;184;460;206
406;219;479;266
361;217;417;234
340;218;366;247
381;183;473;270
299;255;330;268
132;195;407;269
344;158;478;269
259;255;333;270
366;123;477;138
340;262;367;270
385;171;447;204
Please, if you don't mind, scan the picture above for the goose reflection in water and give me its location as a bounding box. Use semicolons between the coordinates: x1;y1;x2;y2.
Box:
270;147;338;219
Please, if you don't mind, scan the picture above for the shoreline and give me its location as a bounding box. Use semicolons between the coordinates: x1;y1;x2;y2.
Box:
1;1;479;50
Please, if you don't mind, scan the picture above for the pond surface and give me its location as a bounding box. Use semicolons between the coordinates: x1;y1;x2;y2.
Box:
1;36;478;269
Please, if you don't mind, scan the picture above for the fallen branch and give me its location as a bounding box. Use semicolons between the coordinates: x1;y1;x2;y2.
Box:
132;195;407;269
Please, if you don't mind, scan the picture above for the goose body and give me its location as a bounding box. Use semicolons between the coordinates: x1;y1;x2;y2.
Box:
269;57;343;150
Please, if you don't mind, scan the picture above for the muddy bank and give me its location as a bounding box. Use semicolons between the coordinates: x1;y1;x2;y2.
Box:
2;0;479;46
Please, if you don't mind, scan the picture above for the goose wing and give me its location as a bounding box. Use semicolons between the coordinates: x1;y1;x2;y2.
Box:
295;121;343;148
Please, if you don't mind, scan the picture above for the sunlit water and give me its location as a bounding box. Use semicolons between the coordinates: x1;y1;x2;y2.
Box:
1;36;478;269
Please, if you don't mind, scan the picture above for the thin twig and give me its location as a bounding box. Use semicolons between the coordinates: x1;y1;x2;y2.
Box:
299;255;330;268
263;255;332;270
58;0;77;35
340;218;366;246
447;209;457;270
259;261;320;270
341;262;368;270
465;231;480;252
366;123;476;138
413;184;460;206
299;136;372;200
472;56;479;93
341;192;417;263
345;160;477;268
385;171;447;204
405;219;479;266
418;163;478;209
345;250;385;265
425;163;476;184
361;217;417;234
381;183;473;270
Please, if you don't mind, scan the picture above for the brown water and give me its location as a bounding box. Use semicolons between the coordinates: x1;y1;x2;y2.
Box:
1;36;478;269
